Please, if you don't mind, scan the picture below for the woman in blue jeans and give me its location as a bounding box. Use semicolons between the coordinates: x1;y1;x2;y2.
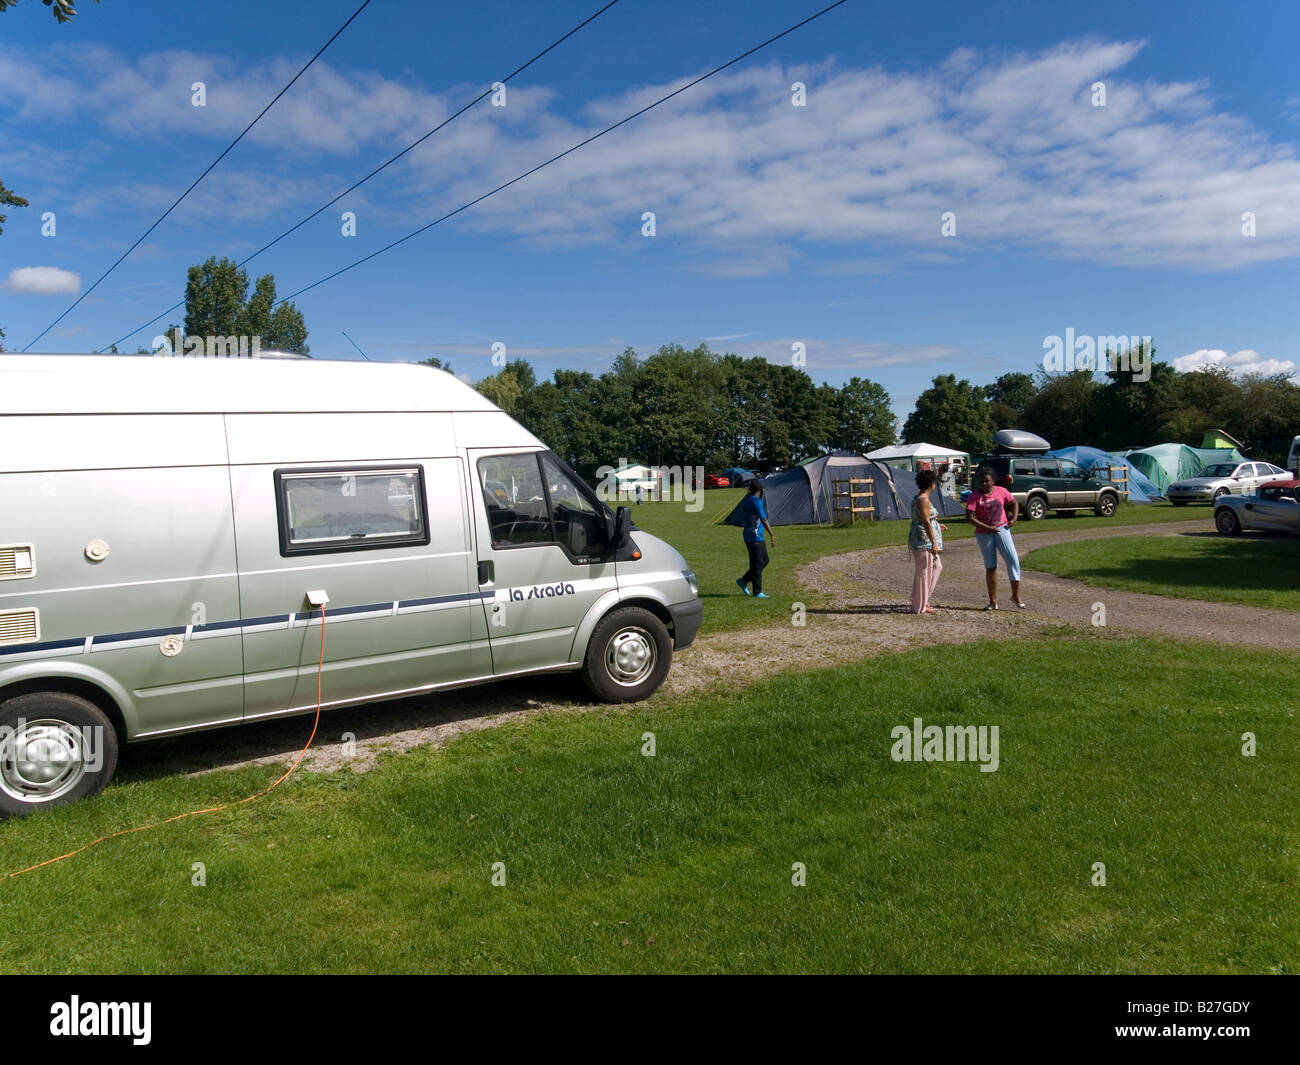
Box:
965;468;1025;609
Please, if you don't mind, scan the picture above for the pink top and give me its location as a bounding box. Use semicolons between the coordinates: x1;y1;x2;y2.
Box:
966;485;1014;533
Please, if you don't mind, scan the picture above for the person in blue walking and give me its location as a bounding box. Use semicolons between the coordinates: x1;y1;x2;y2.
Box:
736;479;775;599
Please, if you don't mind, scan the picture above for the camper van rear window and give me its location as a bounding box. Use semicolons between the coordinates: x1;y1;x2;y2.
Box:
274;467;430;556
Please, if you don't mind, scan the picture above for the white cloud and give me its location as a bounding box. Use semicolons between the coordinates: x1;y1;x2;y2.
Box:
1174;347;1298;377
5;39;1300;273
2;266;81;294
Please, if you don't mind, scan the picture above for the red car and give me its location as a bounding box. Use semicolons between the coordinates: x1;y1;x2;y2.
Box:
704;474;732;489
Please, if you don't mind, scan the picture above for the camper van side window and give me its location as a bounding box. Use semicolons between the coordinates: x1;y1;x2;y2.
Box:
477;454;554;548
274;467;429;556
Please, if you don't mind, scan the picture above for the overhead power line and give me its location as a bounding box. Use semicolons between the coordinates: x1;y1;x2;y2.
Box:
269;0;849;310
100;0;623;353
24;0;376;352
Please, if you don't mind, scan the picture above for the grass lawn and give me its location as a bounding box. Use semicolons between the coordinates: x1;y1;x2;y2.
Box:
630;489;1209;634
1;635;1294;973
1024;533;1300;612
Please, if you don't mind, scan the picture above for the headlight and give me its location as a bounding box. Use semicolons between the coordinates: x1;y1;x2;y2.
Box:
682;569;698;597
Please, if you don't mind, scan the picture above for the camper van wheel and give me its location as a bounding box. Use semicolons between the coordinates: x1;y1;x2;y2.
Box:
582;607;672;703
0;692;119;817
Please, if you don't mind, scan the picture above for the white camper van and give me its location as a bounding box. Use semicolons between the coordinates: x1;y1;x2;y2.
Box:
0;355;702;815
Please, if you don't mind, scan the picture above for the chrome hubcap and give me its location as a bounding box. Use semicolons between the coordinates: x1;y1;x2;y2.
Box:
0;719;89;803
605;627;656;686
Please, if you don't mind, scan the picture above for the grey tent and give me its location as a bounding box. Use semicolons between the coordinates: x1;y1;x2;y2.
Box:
723;453;964;527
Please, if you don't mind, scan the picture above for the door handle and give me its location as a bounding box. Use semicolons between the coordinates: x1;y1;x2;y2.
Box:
478;560;494;585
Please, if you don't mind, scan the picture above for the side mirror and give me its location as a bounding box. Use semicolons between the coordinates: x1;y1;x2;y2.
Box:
610;506;632;549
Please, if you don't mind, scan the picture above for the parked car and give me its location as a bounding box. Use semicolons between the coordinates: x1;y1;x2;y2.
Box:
1168;461;1292;505
1214;479;1300;535
0;355;703;816
704;474;731;489
973;455;1120;520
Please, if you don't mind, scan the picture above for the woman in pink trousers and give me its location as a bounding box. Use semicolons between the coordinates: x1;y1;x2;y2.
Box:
908;469;946;614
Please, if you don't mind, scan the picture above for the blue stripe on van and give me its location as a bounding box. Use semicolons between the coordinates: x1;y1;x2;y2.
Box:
0;636;86;657
193;619;245;634
0;594;489;658
94;625;187;646
399;592;478;609
240;614;291;628
330;603;391;617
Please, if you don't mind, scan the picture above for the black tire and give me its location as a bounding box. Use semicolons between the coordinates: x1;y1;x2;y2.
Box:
0;691;119;817
1214;488;1229;500
1215;507;1242;536
581;606;673;703
1094;493;1119;517
1025;495;1048;521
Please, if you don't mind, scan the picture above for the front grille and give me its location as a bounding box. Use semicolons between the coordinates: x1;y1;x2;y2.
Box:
0;609;39;645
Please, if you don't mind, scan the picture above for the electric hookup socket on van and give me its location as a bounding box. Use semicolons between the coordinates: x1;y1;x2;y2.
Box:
0;355;704;816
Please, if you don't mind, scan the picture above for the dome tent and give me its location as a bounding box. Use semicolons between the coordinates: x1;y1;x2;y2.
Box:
1043;446;1164;503
1116;443;1246;493
722;452;964;527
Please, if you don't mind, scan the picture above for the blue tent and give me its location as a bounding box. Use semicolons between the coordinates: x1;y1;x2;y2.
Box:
721;467;757;487
723;453;964;526
1045;446;1164;503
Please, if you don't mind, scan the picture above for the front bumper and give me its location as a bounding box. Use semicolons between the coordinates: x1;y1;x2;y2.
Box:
667;598;704;649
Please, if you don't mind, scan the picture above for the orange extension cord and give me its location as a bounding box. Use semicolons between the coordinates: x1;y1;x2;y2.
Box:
3;605;327;881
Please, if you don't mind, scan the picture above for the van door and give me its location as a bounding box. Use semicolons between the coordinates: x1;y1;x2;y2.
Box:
231;456;486;720
468;449;617;676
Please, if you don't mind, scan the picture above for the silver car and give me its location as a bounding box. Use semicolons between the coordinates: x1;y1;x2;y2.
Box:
1168;461;1292;505
1215;480;1300;535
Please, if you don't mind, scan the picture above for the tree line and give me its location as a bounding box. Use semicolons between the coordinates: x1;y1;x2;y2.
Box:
463;340;1300;479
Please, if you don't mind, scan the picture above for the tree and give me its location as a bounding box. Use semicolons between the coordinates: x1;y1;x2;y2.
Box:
171;257;310;354
0;179;29;345
0;1;97;22
417;356;453;372
986;372;1036;429
831;376;896;452
634;344;729;469
1023;370;1100;446
474;368;524;415
0;178;27;237
1160;365;1240;444
902;374;992;454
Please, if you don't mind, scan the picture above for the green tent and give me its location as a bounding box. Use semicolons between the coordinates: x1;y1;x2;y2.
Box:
1200;429;1245;450
1116;443;1247;493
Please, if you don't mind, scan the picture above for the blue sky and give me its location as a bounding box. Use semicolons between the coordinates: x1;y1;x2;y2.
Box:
2;0;1298;421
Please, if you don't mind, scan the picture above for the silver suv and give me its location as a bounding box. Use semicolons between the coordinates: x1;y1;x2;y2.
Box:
976;455;1120;520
